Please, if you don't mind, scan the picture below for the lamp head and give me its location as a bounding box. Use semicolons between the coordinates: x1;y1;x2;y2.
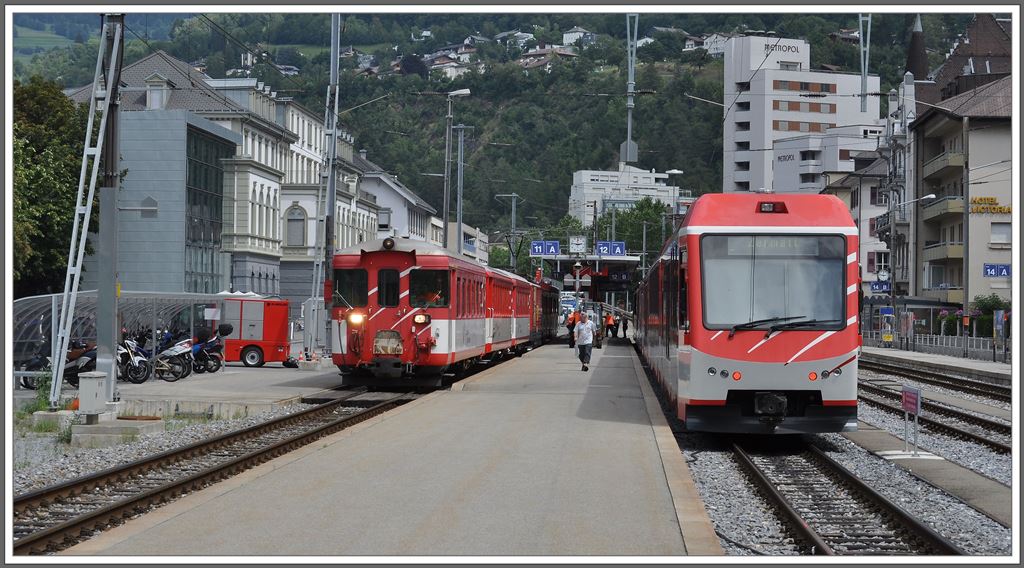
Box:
448;88;471;97
922;193;936;200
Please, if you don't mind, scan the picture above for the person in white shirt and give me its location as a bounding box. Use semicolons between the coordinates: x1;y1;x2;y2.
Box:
574;311;596;371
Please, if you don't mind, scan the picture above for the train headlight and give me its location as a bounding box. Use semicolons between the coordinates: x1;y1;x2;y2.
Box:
348;313;365;325
707;367;717;376
821;369;830;379
413;314;431;325
382;237;395;250
833;367;842;376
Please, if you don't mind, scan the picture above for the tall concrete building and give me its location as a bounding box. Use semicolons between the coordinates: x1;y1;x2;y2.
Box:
772;123;885;193
722;35;880;192
568;165;682;227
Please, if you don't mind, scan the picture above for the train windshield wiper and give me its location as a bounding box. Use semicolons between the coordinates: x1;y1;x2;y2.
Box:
764;319;843;338
728;316;805;338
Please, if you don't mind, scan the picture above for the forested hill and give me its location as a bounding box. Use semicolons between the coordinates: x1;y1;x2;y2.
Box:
14;12;974;230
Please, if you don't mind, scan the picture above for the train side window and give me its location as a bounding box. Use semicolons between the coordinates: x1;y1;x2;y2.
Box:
378;269;400;307
410;270;449;307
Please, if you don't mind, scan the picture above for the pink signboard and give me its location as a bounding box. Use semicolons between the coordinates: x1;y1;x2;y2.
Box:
901;386;922;415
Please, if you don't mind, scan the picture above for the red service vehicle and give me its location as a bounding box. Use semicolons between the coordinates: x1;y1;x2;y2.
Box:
220;297;291;367
636;192;860;434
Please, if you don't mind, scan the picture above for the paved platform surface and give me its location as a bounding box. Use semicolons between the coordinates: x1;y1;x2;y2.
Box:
843;421;1011;528
65;339;722;557
13;362;345;418
860;346;1012;384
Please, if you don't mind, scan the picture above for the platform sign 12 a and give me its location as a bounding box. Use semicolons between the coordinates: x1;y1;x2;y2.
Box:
596;241;626;256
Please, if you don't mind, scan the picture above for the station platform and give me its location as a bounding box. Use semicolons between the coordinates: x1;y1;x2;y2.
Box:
843;422;1011;528
65;339;723;556
860;346;1013;385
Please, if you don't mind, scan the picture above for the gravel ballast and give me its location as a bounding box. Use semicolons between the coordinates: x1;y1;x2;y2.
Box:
13;404;319;495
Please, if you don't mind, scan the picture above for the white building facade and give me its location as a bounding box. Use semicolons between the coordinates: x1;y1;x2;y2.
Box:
568;165;681;227
722;35;880;193
772;124;884;193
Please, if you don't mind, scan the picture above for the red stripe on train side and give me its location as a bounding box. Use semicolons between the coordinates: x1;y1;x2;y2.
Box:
822;400;858;406
687;399;727;406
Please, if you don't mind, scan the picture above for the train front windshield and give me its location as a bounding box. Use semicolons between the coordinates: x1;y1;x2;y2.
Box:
700;235;845;329
333;269;368;308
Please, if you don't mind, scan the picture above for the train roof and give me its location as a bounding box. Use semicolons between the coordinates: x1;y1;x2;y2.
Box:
485;265;533;286
335;237;455;257
683;193;855;230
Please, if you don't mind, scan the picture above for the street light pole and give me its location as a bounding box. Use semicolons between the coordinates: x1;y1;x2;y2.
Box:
453;124;473;255
441;89;470;251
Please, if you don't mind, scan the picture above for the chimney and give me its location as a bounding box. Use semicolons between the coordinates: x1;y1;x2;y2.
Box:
359;148;367;160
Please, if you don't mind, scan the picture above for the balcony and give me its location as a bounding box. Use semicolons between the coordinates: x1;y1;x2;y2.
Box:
922;240;964;263
922;151;965;181
874;209;908;233
920;195;964;223
798;160;823;174
922;286;964;305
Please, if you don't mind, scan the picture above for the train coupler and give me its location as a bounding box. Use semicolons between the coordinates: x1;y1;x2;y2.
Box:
754;392;788;430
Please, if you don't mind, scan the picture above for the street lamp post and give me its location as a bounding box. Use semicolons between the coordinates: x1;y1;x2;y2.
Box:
441;88;470;251
885;192;935;343
452;123;474;255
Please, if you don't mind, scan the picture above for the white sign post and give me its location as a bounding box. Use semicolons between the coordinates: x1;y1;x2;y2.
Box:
901;386;922;456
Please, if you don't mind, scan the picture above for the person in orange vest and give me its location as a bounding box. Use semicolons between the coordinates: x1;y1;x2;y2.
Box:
565;309;579;348
604;312;616;337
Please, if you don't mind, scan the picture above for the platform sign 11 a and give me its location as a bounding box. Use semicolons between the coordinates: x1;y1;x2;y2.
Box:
530;241;561;256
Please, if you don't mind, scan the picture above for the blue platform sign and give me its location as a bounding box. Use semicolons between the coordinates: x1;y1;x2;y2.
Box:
870;281;890;292
983;263;1011;277
879;306;894;316
530;241;561;256
596;241;627;256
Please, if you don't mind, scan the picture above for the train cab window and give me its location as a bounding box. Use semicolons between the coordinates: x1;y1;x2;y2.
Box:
700;235;845;329
410;269;449;307
378;269;400;307
333;269;367;308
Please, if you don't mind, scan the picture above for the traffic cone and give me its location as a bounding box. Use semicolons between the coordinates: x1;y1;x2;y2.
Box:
298;351;305;362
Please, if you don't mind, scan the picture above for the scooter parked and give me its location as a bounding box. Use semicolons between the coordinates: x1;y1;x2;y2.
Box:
18;340;95;389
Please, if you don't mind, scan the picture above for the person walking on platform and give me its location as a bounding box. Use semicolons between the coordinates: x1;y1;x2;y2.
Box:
565;309;579;348
620;313;629;338
575;311;596;371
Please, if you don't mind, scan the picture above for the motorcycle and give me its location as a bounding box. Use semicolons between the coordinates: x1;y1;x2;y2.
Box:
191;326;227;374
118;335;152;384
18;340;95;389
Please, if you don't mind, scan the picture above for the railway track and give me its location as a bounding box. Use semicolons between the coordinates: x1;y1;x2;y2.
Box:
859;360;1011;403
857;388;1011;454
13;392;410;555
733;442;965;556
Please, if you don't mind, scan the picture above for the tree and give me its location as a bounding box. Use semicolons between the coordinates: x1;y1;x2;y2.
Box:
399;54;428;78
13;78;90;298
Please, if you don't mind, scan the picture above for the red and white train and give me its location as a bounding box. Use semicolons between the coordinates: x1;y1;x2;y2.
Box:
328;237;560;387
636;193;860;434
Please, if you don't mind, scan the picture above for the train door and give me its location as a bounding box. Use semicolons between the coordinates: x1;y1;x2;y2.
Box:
484;275;494;349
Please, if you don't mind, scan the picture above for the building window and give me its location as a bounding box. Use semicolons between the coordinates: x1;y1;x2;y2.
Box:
799;122;810;132
736;141;750;150
735;161;750;171
737;101;750;111
286;206;306;246
991;222;1011;244
736;81;750;92
799;173;819;184
775;121;788;131
184;127;233;293
839;149;851;160
779;61;800;70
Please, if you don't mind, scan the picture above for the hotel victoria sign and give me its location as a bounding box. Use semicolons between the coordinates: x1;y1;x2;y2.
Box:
969;196;1011;214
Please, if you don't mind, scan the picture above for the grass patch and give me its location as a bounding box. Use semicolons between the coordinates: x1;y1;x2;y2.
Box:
30;420;59;434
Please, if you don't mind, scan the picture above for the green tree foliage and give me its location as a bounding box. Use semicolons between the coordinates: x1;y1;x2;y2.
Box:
13;77;90;297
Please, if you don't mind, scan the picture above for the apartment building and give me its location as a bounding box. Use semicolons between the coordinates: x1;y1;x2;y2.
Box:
568;165;681;227
772;124;884;193
910;76;1011;306
722;35;880;192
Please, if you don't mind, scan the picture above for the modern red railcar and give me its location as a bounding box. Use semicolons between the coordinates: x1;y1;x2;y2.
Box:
636;192;860;434
329;237;558;387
